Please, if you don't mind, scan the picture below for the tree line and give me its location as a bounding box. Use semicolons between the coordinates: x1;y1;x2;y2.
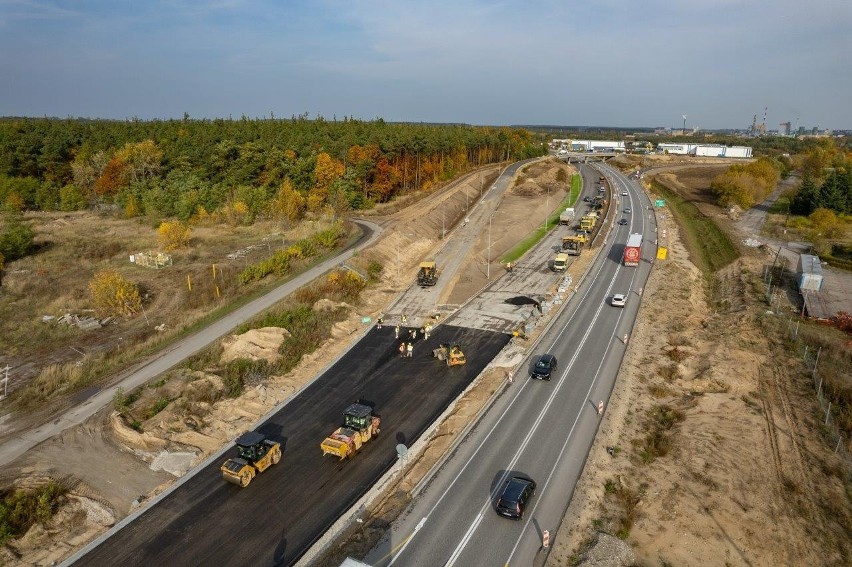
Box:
0;116;546;222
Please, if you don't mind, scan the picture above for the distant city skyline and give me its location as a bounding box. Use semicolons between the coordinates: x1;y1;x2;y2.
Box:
1;1;850;130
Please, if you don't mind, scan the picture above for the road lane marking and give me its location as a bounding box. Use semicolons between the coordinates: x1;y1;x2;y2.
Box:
386;517;426;567
444;512;483;566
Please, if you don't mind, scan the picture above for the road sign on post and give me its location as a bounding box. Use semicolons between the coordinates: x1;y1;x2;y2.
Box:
655;199;666;207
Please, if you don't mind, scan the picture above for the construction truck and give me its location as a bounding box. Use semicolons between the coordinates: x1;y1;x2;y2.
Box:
579;216;595;232
553;252;569;271
417;261;438;286
558;207;576;225
432;344;466;366
220;431;282;487
561;235;585;256
320;403;381;460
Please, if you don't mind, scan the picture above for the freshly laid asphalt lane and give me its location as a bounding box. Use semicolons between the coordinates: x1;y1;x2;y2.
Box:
71;324;509;566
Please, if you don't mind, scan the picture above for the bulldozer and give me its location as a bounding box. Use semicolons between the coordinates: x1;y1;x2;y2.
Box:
561;235;585;256
220;431;282;487
432;343;466;366
320;403;381;460
417;261;438;286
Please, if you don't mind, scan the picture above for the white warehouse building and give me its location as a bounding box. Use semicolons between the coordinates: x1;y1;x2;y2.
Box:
658;143;752;158
657;143;698;155
569;140;626;153
695;145;753;158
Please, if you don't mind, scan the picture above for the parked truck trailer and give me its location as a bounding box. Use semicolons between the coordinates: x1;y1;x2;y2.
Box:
623;233;642;266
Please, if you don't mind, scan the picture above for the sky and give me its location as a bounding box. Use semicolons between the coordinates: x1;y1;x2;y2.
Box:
1;0;851;130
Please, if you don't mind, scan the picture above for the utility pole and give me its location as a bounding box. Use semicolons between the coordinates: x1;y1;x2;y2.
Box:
544;185;550;231
488;210;500;280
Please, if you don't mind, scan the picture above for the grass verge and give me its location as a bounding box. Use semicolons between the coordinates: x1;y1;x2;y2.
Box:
650;178;740;277
502;174;582;263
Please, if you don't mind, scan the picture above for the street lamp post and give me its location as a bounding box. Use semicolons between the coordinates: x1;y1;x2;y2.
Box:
544;185;550;231
488;210;499;280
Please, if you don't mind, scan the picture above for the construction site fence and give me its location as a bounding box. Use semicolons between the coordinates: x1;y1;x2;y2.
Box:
786;317;851;467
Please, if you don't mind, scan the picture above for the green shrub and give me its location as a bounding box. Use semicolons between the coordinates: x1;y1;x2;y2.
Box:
367;260;383;282
0;481;67;545
221;358;269;398
149;397;171;417
0;216;35;261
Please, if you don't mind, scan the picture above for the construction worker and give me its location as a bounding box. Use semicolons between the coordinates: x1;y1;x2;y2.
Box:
506;261;513;272
406;342;413;357
401;314;408;325
377;316;383;329
399;342;406;357
394;325;400;339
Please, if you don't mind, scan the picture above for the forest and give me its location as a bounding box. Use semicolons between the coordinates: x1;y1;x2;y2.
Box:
0;116;547;224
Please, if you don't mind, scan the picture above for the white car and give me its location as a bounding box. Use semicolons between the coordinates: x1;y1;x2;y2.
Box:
621;191;628;196
611;293;627;307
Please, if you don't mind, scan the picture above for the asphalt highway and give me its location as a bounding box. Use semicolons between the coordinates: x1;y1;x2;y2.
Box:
69;324;509;566
365;165;657;566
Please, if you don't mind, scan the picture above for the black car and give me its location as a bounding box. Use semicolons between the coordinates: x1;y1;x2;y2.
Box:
531;353;557;380
618;218;628;226
496;476;537;519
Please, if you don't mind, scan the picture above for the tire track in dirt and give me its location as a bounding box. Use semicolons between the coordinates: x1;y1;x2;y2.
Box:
759;366;784;484
769;361;818;519
759;360;815;561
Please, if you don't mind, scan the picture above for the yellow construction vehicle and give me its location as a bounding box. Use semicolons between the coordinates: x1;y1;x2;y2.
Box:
220;431;282;487
561;235;585;256
432;344;466;366
320;403;381;460
417;261;438;286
